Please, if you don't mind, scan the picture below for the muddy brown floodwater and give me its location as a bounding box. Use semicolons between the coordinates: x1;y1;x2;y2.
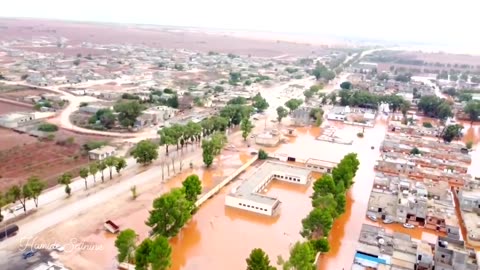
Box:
166;116;395;270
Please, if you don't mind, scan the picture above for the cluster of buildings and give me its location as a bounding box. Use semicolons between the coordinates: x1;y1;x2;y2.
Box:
353;224;478;270
352;113;480;269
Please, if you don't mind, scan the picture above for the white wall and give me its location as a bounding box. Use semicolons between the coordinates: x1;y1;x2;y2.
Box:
225;195;275;216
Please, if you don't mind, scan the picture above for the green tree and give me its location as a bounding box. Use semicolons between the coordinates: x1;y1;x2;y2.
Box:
146;188;194;237
115;157;128;175
335;193;347;215
148;236;173;270
24;176;45;208
246;248;277;270
252;93;269;112
311;193;338;218
276;106;288;123
115;229;137;263
182;174;202;202
7;185;26;212
89;163;99;183
135;239;153;270
328;92;337;105
340;81;352;90
464;100;480;124
301;208;333;238
283;241;316;270
417;95;453;120
228;96;248;105
241;117;254;141
258;149;269;160
79;168;89;190
410;147;421;155
131;140;159;165
466;141;474;150
442;124;464;143
303;90;314;101
202;139;215;167
312;175;336;197
58;173;73;197
114;100;145;127
104;156;118;180
98;161;107;182
285;99;303;112
159;127;177;156
310;238;330;253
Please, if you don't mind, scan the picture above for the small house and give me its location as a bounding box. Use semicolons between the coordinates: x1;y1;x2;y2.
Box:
88;146;116;160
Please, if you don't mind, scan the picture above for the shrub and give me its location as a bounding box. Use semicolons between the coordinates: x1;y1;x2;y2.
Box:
45;134;55;141
357;132;364;138
466;141;474;150
79;102;89;107
258;149;269;160
422;122;433;128
38;123;59;132
83;141;107;151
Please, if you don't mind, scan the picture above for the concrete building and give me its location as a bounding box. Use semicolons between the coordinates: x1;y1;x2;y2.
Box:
79;104;110;114
367;176;460;234
255;130;281;146
352;224;434;270
434;237;478;270
136;106;176;126
225;161;312;216
291;107;311;126
0;112;36;128
88;145;116;160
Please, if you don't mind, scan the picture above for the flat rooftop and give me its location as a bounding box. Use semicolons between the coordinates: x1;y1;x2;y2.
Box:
229;161;311;206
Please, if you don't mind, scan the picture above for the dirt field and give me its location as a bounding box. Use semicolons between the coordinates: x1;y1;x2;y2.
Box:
0;88;49;101
0;18;330;57
0;128;111;192
0;128;37;151
0;101;32;114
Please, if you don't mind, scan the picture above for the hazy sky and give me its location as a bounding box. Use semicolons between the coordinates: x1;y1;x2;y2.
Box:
0;0;477;47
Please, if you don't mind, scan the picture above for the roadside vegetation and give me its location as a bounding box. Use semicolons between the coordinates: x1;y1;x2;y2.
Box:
115;173;204;269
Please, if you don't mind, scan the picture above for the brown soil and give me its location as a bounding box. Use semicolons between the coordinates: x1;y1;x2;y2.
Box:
0;101;33;114
0;88;49;100
0;128;111;192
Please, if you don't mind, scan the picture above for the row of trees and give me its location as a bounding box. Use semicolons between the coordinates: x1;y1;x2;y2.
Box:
0;177;46;220
115;174;203;269
301;153;360;253
0;155;129;221
338;90;411;113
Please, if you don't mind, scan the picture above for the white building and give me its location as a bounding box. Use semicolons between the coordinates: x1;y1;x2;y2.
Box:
327;106;349;121
88;145;116;160
0;112;36;128
225;161;312;216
